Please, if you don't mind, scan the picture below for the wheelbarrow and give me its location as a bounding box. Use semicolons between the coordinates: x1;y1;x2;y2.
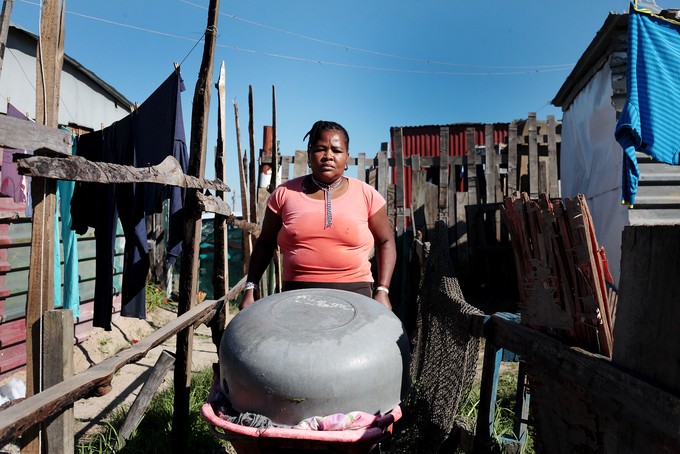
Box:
200;395;402;454
203;289;409;453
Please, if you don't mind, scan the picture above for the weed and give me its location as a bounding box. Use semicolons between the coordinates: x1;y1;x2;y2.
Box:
76;367;230;453
145;282;171;313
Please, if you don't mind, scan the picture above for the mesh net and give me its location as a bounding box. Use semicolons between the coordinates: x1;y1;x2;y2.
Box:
388;219;483;453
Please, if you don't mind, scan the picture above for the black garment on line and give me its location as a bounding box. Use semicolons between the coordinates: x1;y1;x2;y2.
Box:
70;71;188;330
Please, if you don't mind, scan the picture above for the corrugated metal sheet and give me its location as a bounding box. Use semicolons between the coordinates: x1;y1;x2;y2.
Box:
390;123;510;209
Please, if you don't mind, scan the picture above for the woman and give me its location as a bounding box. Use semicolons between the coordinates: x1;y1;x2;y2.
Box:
240;120;396;310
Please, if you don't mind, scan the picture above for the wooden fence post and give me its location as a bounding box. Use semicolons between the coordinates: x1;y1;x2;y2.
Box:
466;127;477;205
439;127;449;217
547;114;559;198
394;128;405;235
24;2;65;452
173;0;220;450
43;310;73;454
528;113;539;198
508;121;518;196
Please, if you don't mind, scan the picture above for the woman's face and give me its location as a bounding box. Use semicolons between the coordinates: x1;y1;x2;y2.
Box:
308;129;349;183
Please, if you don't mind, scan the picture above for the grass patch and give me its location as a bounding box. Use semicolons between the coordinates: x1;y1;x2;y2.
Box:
459;370;535;453
77;367;231;453
145;282;173;312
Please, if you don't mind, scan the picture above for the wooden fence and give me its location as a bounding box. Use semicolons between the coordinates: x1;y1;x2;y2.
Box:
258;113;561;312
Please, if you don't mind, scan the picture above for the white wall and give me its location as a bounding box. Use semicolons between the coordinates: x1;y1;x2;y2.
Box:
0;28;130;130
560;58;629;286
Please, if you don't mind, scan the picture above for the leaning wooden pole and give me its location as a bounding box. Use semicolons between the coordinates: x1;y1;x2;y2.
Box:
247;86;256;262
23;1;66;452
211;60;228;347
233;100;251;274
212;60;228;299
172;0;219;451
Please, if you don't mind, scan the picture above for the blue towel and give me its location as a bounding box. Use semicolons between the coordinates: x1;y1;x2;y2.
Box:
615;4;680;206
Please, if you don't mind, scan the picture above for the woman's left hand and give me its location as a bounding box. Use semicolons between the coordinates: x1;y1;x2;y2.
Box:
373;291;392;311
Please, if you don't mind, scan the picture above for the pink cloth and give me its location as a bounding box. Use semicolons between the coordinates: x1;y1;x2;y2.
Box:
201;402;401;443
268;176;386;283
1;103;29;204
294;411;379;431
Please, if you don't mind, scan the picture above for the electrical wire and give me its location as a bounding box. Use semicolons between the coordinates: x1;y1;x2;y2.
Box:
16;0;575;76
180;0;575;71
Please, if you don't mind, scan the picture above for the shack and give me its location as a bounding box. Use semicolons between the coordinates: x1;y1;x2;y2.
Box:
0;24;133;379
552;7;680;286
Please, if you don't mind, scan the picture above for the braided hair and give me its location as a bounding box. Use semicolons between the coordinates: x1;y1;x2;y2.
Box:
303;120;350;152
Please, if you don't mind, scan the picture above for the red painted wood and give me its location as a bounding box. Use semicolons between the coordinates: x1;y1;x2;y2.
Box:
0;318;25;346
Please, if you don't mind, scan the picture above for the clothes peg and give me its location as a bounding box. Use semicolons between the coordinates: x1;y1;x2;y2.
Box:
173;61;180;72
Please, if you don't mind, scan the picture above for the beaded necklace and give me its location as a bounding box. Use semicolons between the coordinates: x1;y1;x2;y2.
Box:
310;175;343;228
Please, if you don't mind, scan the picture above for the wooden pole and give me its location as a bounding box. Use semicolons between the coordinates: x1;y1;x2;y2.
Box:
394;128;405;236
268;85;278;193
233;101;251;275
269;86;281;292
247;85;257;227
0;0;14;77
213;60;228;300
23;1;65;452
466;127;477;205
172;0;220;450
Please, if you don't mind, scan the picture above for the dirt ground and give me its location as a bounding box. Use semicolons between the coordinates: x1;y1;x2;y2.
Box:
0;305;231;452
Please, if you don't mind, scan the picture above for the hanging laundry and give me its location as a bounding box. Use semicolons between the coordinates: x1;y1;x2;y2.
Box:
615;4;680;206
53;126;80;318
1;103;30;205
71;70;187;330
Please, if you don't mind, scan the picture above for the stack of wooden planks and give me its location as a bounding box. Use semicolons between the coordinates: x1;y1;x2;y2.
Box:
501;192;614;357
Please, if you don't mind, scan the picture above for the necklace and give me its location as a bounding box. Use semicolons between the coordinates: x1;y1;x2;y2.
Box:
310;175;343;228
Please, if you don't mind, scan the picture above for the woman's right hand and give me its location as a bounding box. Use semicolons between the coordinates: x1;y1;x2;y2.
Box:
239;289;256;310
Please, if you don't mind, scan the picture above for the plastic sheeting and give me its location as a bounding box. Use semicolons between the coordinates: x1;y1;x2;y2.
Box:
560;58;628;286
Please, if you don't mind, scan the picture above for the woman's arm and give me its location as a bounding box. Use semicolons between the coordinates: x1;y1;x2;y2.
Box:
240;206;283;310
368;205;396;310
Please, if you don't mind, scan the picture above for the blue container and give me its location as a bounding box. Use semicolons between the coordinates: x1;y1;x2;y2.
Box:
219;289;410;426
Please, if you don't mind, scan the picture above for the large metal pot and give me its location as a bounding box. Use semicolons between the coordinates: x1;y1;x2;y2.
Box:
219;288;410;426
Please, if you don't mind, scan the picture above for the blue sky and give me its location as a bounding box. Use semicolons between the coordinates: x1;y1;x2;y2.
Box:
9;0;633;208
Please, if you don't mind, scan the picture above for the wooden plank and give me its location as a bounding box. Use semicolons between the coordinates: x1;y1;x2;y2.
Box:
455;192;469;271
293;150;307;178
0;298;224;447
377;151;388;200
614;225;680;392
466;127;477;205
528;113;539;198
0;0;14;77
172;1;219;449
43;310;73;454
484;124;495;204
356;152;366;183
410;154;423;236
439;126;449;214
16;155;229;191
547;115;559;198
394;129;405;235
280;155;291;183
117;350;175;449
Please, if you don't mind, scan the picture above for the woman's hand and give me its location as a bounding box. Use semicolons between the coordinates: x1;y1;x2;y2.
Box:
239;289;256;310
373;290;392;311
